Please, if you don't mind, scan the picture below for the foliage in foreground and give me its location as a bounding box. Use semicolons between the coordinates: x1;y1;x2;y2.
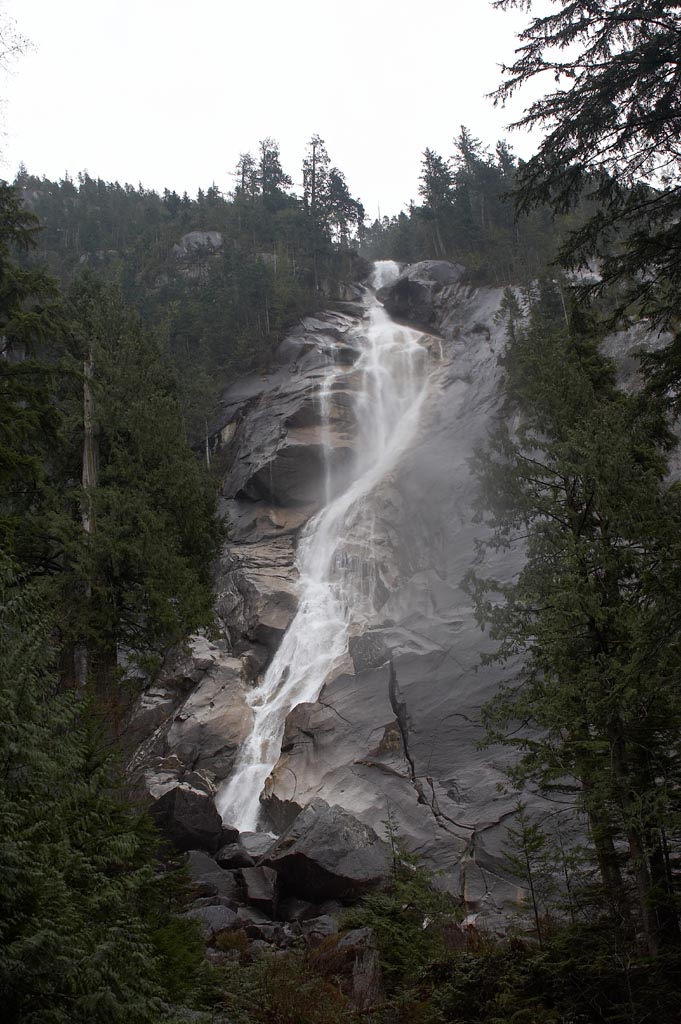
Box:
213;856;681;1024
0;557;214;1023
465;280;681;957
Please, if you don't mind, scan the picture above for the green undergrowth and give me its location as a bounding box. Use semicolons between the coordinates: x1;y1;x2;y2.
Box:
206;844;681;1024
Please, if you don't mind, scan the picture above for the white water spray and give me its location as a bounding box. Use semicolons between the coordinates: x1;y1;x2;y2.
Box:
217;262;431;831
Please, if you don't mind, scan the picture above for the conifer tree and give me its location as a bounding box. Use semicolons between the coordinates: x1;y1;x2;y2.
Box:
0;183;65;571
60;274;223;685
493;1;681;345
0;556;208;1023
465;286;681;952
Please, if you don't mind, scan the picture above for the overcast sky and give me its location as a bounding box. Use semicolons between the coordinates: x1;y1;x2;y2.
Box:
1;0;545;218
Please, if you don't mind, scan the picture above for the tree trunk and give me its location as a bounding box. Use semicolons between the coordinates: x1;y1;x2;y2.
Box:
76;346;97;688
608;722;660;955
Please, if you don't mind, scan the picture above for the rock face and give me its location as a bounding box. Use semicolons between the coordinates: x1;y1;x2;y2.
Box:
173;230;223;257
212;265;523;915
130;262;661;923
127;268;524;918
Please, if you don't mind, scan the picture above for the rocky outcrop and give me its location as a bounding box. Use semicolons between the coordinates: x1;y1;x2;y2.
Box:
245;264;524;914
378;259;465;328
134;262;660;925
129;266;525;920
128;637;253;799
173;230;223;257
205;307;367;668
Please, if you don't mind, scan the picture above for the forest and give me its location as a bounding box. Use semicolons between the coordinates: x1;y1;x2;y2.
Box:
3;1;681;1021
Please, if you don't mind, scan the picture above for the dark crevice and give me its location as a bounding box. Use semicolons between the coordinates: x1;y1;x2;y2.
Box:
387;658;417;784
388;658;480;837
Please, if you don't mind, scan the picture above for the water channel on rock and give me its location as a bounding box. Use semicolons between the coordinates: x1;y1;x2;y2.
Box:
216;261;434;830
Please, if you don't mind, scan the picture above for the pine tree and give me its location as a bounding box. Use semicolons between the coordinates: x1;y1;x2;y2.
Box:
418;148;455;257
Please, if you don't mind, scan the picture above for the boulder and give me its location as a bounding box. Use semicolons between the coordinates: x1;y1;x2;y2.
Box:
215;843;255;870
333;928;384;1010
242;921;284;944
378;260;464;328
150;784;224;853
186;850;239;900
242;865;278;915
301;914;339;945
184;904;237;941
239;831;277;860
190;895;239;910
278;896;320;922
233;905;283;942
264;800;391;902
220;823;240;846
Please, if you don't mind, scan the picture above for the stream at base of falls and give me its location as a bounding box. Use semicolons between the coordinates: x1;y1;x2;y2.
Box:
216;261;433;831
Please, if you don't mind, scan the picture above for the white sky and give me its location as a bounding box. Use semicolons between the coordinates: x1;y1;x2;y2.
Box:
1;0;545;219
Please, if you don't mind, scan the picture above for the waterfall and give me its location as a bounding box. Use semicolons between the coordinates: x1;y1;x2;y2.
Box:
217;261;432;831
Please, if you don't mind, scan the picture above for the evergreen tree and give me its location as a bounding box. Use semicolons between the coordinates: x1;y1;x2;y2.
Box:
0;556;208;1022
59;274;223;684
418;147;455;257
0;182;66;573
257;137;293;210
493;1;681;337
465;288;681;952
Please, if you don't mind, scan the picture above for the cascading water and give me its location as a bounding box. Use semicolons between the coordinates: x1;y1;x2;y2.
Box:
217;261;432;831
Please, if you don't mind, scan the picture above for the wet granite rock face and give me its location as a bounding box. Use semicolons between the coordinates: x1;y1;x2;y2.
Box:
209;307;366;664
129;263;666;925
128;270;525;919
254;266;525;915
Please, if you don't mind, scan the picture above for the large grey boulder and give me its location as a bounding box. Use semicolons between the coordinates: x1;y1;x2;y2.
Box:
186;850;239;900
184;904;237;941
239;831;277;860
241;865;278;916
215;843;255;869
149;784;224;853
264;800;391;902
301;914;339;945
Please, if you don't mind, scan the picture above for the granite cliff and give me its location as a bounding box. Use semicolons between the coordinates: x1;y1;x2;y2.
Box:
129;260;665;922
